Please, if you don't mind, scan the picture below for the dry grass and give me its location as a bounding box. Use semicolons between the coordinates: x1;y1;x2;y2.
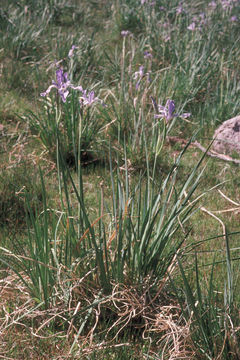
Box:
0;269;196;359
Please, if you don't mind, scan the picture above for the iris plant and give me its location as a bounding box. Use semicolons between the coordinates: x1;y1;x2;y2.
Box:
41;67;105;107
151;97;191;123
40;68;83;103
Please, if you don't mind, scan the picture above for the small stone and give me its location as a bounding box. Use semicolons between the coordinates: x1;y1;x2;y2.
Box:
212;115;240;156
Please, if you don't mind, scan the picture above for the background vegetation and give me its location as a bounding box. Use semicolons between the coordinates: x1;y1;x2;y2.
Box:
0;0;240;358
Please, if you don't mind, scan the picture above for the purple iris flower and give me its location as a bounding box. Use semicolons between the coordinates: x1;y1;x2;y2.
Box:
187;22;196;31
121;30;131;37
176;2;186;14
187;13;207;31
230;15;238;21
221;0;233;10
68;45;77;58
79;90;105;107
144;51;152;59
151;97;191;123
133;65;144;89
133;65;151;90
209;1;217;8
40;68;83;103
199;12;207;25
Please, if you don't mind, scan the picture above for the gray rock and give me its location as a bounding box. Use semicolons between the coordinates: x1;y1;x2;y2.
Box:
212;115;240;155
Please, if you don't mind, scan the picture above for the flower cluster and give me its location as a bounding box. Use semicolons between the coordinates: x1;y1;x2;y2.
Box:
176;2;186;14
41;67;104;107
40;68;83;103
187;12;207;31
221;0;234;10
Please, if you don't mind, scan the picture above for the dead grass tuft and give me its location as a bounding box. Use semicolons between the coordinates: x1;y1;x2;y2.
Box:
0;270;195;359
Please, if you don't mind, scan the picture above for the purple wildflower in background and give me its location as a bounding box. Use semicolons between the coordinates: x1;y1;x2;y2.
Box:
144;51;152;59
176;2;186;14
187;13;207;31
209;1;217;8
134;65;144;89
221;0;239;10
68;45;77;58
133;66;151;90
187;22;196;31
199;12;207;25
221;0;233;10
141;0;156;5
230;15;238;21
151;97;191;123
121;30;131;37
79;90;105;107
40;68;83;103
162;22;169;28
176;5;184;14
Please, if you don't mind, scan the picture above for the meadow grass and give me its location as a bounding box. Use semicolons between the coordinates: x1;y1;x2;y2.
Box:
0;0;240;358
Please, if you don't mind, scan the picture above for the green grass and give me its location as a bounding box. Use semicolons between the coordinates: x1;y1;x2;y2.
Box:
0;0;240;358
